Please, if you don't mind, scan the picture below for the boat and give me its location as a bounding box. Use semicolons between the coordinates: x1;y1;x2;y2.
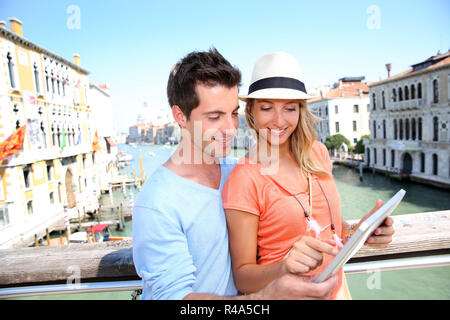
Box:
68;224;131;243
69;231;90;243
148;151;155;157
118;152;133;162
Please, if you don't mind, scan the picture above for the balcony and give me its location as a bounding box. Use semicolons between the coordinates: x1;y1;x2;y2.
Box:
388;99;423;112
386;140;423;151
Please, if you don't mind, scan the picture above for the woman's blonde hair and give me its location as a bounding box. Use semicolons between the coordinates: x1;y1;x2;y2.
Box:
245;99;330;177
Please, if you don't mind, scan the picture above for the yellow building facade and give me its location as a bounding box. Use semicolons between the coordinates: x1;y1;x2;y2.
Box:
0;18;101;248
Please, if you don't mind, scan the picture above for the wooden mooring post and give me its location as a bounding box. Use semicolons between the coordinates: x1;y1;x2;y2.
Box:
0;210;449;288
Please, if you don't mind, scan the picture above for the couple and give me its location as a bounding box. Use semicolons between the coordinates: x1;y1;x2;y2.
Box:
132;48;394;300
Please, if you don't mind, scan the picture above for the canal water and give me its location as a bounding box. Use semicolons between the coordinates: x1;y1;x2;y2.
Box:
14;144;450;299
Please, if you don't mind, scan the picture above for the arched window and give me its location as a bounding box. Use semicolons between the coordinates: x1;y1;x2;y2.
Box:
382;91;386;109
411;84;415;99
433;79;439;103
374;148;377;164
51;125;57;147
23;165;32;189
51;71;55;94
405;119;410;140
57;126;61;147
433;116;439;141
404;86;409;100
418;83;422;99
45;68;50;92
399;87;403;101
7;52;17;88
62;77;67;96
399;119;404;140
373;120;377;139
391;150;395;167
33;63;41;94
383;119;386;139
393;119;398;140
418;117;423;141
432;154;438;175
411;118;416;140
420;153;425;173
383;149;386;166
392;88;397;102
46;161;53;181
367;148;371;165
40;121;47;149
27;200;33;215
372;93;376;110
56;77;61;95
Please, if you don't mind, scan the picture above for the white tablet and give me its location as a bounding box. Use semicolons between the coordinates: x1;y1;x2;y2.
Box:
315;189;406;283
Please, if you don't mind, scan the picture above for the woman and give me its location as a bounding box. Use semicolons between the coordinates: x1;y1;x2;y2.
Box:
222;52;394;299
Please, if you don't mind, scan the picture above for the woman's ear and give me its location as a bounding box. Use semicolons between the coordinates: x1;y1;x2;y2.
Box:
172;105;187;128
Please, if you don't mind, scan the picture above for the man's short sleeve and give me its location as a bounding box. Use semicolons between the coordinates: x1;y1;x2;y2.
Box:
132;205;196;300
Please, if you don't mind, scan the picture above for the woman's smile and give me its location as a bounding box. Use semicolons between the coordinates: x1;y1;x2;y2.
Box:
268;127;288;137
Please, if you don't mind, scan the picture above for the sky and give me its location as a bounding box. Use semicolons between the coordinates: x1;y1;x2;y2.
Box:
1;0;449;133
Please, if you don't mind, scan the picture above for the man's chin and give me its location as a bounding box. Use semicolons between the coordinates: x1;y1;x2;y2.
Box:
205;144;233;160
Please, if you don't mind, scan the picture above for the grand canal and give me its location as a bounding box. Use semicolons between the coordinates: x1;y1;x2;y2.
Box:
14;144;450;299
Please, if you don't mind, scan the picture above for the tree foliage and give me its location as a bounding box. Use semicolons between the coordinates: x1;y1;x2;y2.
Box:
325;134;350;151
354;134;370;154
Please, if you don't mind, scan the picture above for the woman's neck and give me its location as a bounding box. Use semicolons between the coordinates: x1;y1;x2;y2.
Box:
250;139;294;165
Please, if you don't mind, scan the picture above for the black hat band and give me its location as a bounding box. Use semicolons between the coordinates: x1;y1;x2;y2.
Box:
248;76;307;95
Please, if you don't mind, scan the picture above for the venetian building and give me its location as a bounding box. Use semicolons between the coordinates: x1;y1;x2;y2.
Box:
365;50;450;188
0;18;101;248
308;77;371;151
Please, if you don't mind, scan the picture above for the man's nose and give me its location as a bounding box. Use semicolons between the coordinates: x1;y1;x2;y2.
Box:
221;115;237;136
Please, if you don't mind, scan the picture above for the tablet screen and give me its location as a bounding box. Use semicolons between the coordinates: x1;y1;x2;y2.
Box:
315;189;406;283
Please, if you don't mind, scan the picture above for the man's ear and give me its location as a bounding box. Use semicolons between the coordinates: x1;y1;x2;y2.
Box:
171;105;187;128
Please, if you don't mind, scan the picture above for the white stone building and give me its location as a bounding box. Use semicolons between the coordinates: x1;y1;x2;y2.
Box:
308;77;371;150
88;83;119;192
365;50;450;188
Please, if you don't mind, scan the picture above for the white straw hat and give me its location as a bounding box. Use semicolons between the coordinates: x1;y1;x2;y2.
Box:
239;51;312;101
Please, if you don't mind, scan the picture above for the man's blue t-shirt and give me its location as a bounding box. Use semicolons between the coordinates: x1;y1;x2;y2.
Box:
132;158;238;299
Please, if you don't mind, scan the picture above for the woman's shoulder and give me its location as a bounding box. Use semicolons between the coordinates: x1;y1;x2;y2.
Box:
226;157;262;182
234;157;260;169
311;140;329;159
311;140;333;173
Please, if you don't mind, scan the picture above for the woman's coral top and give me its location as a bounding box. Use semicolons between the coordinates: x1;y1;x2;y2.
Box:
223;141;351;299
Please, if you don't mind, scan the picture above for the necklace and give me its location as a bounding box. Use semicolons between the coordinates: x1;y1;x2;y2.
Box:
292;172;343;248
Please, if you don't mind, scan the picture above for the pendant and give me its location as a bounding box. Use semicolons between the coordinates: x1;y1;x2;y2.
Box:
333;233;344;248
306;218;329;239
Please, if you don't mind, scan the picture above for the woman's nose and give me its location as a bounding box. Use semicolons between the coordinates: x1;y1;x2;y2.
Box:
273;110;287;127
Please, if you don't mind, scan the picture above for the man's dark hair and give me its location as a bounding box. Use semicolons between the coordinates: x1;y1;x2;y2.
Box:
167;47;241;120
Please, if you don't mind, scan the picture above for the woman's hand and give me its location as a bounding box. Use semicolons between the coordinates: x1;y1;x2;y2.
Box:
282;236;339;274
356;199;395;248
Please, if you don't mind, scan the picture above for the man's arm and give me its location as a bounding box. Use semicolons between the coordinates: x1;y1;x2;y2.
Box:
132;206;196;300
183;273;339;300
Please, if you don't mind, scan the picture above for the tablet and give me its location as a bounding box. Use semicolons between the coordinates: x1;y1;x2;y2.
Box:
314;189;406;283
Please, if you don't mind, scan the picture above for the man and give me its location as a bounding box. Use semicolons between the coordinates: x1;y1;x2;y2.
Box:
132;48;339;300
